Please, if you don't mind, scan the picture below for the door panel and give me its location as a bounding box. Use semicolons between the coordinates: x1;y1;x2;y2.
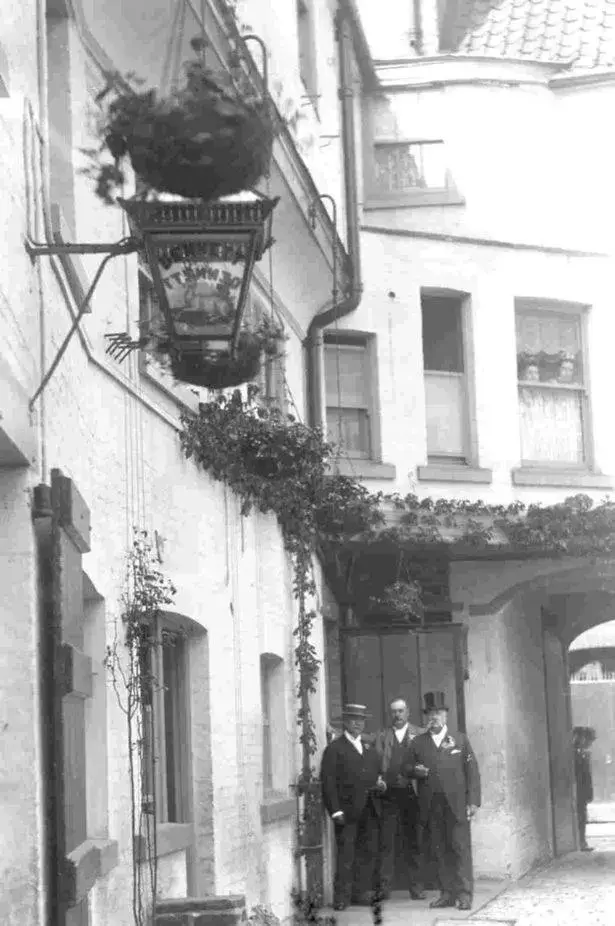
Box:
381;633;421;723
417;628;460;732
343;634;383;733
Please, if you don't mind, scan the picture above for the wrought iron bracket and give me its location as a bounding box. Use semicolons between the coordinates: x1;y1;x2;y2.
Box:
24;237;138;261
26;237;138;408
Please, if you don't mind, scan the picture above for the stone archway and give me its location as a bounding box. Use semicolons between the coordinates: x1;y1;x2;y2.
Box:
447;556;615;879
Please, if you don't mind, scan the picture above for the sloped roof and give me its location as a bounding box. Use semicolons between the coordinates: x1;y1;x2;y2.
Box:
447;0;615;72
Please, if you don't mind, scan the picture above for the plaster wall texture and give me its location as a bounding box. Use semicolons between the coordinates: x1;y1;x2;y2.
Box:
465;594;553;879
340;228;614;501
0;2;347;924
363;66;615;252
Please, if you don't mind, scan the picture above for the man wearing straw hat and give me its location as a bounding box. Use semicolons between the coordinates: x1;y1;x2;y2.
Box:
405;691;481;912
321;703;385;910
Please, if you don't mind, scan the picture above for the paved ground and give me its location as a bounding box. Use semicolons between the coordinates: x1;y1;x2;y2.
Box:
326;818;615;925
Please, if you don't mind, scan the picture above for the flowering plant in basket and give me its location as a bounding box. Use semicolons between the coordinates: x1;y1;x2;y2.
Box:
83;42;276;204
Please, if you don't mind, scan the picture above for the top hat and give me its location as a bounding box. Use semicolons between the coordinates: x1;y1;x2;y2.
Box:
422;691;449;713
341;703;370;718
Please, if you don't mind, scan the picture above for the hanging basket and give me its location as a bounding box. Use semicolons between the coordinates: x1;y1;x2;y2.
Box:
169;331;265;389
87;60;276;204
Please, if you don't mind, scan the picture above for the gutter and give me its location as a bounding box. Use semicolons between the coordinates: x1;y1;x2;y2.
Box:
305;0;365;428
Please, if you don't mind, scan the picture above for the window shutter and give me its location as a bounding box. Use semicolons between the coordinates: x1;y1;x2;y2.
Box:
47;469;93;926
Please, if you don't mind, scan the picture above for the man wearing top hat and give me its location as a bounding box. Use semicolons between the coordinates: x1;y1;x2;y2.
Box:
320;703;385;910
405;691;481;911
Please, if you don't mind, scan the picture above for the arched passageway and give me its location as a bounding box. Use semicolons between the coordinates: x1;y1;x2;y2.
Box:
569;620;615;848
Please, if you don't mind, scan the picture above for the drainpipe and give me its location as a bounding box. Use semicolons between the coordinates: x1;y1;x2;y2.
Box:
305;0;363;429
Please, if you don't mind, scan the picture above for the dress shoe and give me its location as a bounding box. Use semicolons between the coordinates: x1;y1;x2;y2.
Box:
429;894;454;909
457;894;472;911
333;901;348;911
409;888;427;900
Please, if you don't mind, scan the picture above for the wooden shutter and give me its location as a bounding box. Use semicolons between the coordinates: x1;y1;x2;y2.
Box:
36;469;93;926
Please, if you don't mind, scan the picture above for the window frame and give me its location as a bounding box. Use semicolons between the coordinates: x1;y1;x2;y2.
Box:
421;289;477;468
514;299;593;472
365;137;464;210
324;331;383;464
141;614;192;826
260;653;289;800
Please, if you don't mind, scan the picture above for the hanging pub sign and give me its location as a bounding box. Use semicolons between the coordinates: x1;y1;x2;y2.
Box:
115;195;279;387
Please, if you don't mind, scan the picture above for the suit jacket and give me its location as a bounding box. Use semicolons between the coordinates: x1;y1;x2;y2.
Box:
375;724;424;790
320;734;382;823
574;747;594;804
405;730;481;824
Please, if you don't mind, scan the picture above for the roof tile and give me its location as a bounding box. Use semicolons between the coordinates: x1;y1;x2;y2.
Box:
448;0;615;72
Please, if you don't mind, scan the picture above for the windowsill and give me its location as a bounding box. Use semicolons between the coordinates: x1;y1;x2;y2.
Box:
260;793;296;825
134;822;192;861
512;468;613;489
65;838;119;903
330;458;397;480
364;190;465;210
417;463;493;484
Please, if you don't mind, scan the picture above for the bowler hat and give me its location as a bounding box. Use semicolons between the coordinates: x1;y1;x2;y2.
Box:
422;691;449;713
341;702;370;718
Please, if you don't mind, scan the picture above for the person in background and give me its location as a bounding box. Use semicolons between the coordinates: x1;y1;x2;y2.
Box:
320;703;386;910
405;691;481;912
374;697;426;901
573;725;597;852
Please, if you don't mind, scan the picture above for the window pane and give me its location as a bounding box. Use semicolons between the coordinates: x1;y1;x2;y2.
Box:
374;141;448;194
516;312;583;385
425;372;465;457
325;343;368;407
326;408;371;457
519;387;584;464
162;632;183;823
422;296;464;373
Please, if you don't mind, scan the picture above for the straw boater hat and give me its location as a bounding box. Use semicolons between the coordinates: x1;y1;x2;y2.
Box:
341;703;370;718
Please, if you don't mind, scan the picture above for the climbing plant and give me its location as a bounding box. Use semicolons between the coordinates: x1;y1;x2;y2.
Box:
105;529;177;926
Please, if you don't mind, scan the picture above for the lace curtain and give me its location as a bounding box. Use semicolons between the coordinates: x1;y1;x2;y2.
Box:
519;388;584;464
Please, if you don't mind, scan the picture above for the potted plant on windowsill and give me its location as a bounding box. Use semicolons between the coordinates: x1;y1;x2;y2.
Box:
84;39;276;204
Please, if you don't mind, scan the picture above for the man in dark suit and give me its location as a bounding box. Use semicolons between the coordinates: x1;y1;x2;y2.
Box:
405;691;481;912
374;697;426;900
321;703;385;910
573;725;597;851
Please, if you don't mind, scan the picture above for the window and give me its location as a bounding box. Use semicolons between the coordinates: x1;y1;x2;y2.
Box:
516;306;588;466
141;621;189;823
422;292;468;463
325;336;374;459
367;139;463;208
260;654;288;797
296;0;318;101
374;141;448;195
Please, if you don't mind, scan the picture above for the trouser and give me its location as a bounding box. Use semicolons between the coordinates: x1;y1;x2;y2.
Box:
428;794;473;900
333;800;380;905
378;789;423;892
577;799;588;847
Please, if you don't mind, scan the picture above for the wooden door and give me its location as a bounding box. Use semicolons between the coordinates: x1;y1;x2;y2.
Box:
341;623;467;732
